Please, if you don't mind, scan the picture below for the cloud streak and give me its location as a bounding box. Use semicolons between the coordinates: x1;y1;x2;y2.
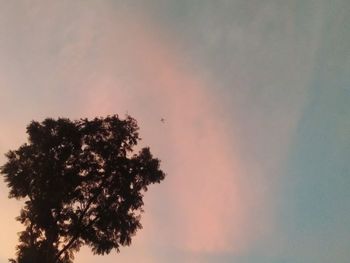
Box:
0;1;320;262
69;6;269;257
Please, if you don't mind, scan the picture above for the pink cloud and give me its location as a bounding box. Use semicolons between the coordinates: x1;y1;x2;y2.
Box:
0;2;315;262
71;9;270;255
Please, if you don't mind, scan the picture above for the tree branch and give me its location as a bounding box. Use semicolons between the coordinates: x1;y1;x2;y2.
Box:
55;194;97;261
55;177;108;262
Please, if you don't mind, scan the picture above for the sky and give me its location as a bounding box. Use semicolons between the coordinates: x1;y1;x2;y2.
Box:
0;1;349;262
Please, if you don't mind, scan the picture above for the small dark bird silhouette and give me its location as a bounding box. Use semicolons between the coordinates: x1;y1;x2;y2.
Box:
160;118;165;123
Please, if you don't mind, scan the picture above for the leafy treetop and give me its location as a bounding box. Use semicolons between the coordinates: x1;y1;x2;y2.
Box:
1;115;165;263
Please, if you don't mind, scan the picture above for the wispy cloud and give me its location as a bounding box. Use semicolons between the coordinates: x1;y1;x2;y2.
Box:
0;1;334;262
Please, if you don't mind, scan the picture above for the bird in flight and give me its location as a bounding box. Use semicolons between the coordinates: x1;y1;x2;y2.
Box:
160;118;165;123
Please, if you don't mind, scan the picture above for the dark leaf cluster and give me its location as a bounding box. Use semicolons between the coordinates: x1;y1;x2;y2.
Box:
1;115;165;263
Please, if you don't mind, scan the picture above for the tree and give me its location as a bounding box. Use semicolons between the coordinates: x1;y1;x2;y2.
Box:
1;115;165;263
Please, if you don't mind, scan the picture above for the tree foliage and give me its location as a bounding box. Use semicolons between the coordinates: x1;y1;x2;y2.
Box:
1;115;165;263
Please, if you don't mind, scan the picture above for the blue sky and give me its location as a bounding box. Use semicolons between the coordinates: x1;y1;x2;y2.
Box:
0;1;349;262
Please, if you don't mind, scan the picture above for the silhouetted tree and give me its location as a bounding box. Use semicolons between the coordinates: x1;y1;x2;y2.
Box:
1;115;165;263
